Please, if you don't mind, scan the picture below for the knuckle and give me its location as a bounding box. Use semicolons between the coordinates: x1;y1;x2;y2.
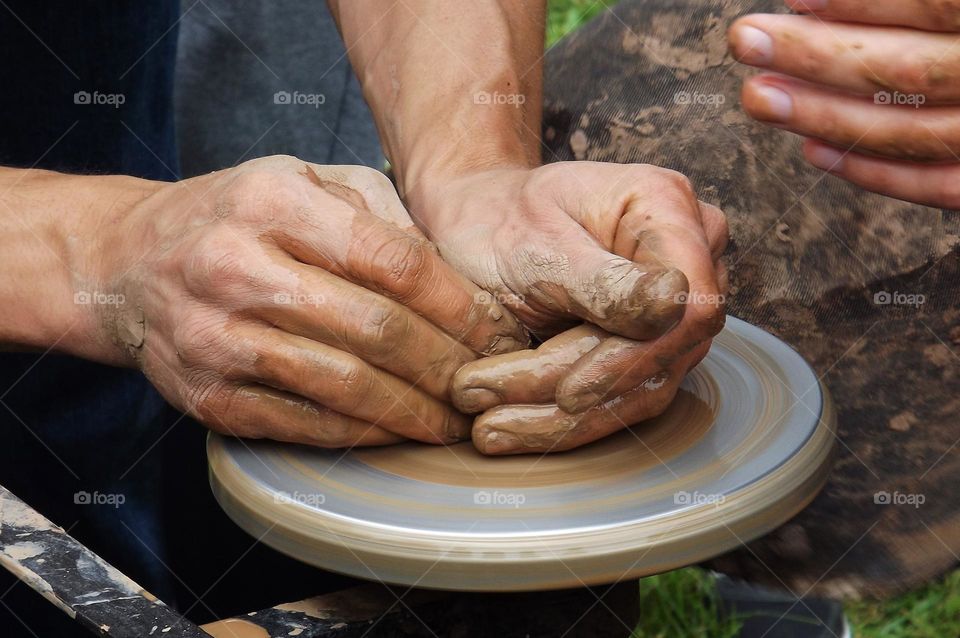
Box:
225;168;304;219
355;302;414;347
182;232;253;294
185;379;238;428
172;310;232;368
891;54;941;94
648;166;696;197
318;417;356;448
369;234;433;299
687;298;726;337
354;164;393;190
330;358;372;406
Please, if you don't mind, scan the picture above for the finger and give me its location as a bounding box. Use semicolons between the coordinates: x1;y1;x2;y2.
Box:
803;137;960;207
249;255;475;401
742;74;959;162
230;325;471;444
511;229;689;341
785;0;960;33
450;324;608;413
197;383;405;448
472;372;682;455
730;15;960;102
698;201;729;261
290;165;530;356
557;330;713;414
557;199;724;412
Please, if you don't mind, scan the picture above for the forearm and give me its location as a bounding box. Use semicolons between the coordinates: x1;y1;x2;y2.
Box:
0;168;155;364
328;0;546;219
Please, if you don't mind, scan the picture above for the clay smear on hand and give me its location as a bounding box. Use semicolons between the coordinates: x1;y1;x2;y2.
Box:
451;324;607;413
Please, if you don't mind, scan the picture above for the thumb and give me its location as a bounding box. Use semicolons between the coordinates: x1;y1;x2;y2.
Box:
528;229;688;341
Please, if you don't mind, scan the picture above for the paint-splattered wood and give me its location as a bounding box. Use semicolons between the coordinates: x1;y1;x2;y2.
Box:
201;582;640;638
0;484;208;637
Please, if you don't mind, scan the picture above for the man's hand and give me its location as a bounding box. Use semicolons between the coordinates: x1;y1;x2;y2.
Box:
730;0;960;207
40;156;528;447
329;0;727;453
418;162;728;455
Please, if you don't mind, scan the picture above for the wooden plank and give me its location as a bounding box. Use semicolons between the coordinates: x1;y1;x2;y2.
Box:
0;484;209;637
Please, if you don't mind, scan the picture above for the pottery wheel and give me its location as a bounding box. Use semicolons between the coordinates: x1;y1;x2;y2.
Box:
207;316;836;591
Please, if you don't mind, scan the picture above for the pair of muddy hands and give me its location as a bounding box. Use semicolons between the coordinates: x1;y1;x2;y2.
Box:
100;156;726;455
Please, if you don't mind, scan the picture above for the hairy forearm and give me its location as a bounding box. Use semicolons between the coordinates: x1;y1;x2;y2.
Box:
0;168;155;364
328;0;546;214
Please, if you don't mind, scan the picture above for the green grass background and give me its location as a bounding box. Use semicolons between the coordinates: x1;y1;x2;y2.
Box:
545;2;960;636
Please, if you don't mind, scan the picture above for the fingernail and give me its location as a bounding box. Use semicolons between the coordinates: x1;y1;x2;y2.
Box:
751;84;793;123
480;430;522;454
454;387;501;414
806;144;845;172
732;25;774;66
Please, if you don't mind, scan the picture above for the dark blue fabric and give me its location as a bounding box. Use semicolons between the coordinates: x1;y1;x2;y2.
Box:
0;4;355;636
0;3;181;636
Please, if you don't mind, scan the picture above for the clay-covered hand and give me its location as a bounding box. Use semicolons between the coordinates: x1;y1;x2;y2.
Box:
452;308;724;454
730;0;960;207
92;156;527;447
416;162;728;454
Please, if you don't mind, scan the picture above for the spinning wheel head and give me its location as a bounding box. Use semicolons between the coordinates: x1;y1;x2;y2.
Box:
208;316;835;591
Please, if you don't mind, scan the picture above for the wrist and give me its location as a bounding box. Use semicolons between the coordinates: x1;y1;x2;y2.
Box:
403;163;531;239
0;169;160;365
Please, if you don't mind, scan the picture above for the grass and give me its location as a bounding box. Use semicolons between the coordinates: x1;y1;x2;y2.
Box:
546;0;619;46
544;2;960;637
634;569;742;638
846;570;960;638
